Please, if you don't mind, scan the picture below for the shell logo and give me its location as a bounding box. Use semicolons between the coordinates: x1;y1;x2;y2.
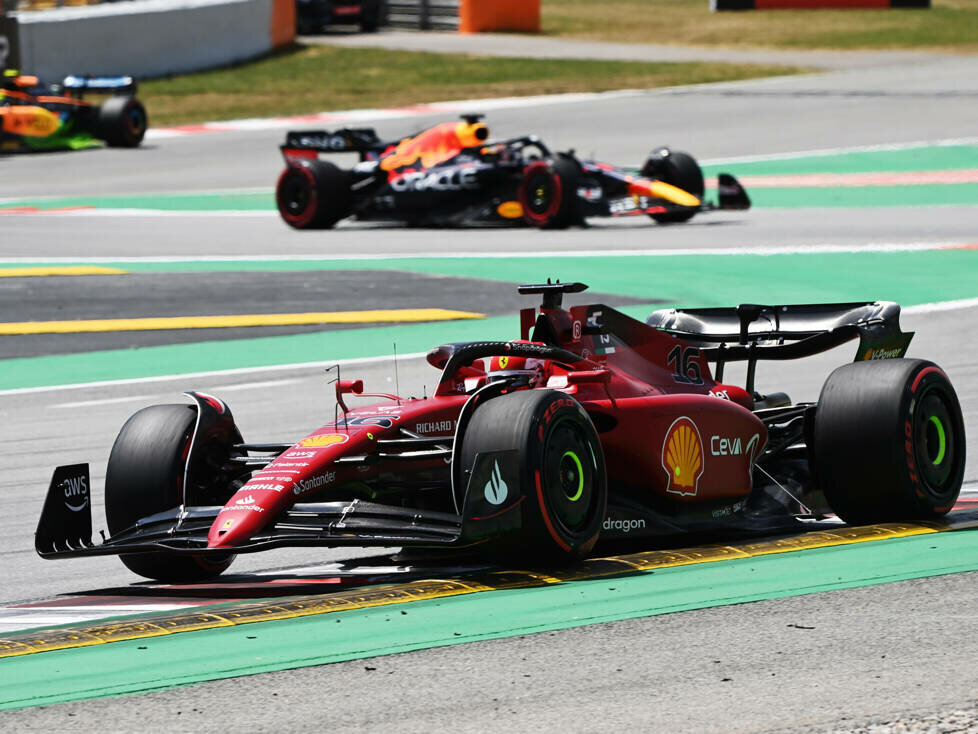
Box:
661;416;704;496
299;433;349;448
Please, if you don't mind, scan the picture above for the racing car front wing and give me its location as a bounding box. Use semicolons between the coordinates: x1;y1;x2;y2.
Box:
35;464;464;560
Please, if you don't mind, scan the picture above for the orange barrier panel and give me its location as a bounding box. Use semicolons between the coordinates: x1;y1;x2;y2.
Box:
459;0;540;33
270;0;296;48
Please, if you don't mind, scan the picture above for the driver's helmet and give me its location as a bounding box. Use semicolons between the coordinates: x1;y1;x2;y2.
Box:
487;354;545;386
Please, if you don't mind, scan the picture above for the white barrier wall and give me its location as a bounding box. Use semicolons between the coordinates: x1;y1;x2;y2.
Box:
14;0;276;80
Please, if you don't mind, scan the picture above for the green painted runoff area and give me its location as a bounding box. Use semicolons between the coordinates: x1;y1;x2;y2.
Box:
3;528;978;711
700;145;978;176
2;248;976;390
1;145;975;212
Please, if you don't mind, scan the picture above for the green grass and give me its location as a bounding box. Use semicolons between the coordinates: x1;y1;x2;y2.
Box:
542;0;978;50
140;45;800;126
137;0;977;126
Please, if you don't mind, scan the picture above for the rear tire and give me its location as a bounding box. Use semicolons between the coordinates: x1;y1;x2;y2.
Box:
459;390;607;563
518;156;580;229
276;159;353;229
641;148;703;224
105;404;236;582
813;359;965;524
360;0;380;31
98;96;147;148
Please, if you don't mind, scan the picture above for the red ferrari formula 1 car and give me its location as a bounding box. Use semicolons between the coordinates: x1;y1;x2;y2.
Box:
1;71;147;153
37;281;965;581
275;115;750;229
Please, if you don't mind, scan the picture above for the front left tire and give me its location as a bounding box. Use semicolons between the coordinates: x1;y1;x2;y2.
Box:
459;389;607;562
105;404;236;582
641;148;703;224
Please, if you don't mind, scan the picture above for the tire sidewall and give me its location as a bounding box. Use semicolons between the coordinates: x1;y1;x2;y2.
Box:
276;163;320;228
901;365;966;513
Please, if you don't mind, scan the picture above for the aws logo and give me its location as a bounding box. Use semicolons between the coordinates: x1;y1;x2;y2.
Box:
60;475;89;512
661;416;704;496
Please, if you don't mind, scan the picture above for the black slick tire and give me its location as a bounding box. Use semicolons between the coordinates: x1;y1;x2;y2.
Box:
276;159;353;229
518;156;580;229
813;359;965;524
105;404;235;582
97;96;147;148
459;389;607;563
641;149;703;224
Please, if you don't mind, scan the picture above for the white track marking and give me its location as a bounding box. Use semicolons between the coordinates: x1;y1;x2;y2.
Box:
53;393;168;409
206;378;304;391
51;378;303;408
8;293;978;398
903;297;978;314
704;137;978;165
0;209;275;217
0;241;974;265
0;352;428;397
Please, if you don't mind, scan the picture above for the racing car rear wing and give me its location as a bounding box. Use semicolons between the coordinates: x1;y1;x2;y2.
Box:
281;128;385;161
62;75;137;95
647;301;914;389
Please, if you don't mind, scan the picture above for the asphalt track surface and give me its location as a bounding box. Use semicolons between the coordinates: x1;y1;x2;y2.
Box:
1;36;977;731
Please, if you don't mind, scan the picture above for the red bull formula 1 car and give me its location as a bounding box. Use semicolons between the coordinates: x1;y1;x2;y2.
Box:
1;70;147;153
36;281;965;582
275;115;750;229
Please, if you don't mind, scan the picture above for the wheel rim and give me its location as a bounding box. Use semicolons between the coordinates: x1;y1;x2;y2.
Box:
521;163;562;224
560;450;584;502
528;175;552;215
915;388;959;493
126;106;146;138
542;418;595;532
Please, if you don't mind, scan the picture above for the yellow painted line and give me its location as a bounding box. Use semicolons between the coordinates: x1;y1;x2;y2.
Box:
0;266;128;278
0;309;486;335
2;514;976;658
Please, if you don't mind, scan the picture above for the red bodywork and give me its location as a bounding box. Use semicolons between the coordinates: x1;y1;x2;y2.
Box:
208;297;766;550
